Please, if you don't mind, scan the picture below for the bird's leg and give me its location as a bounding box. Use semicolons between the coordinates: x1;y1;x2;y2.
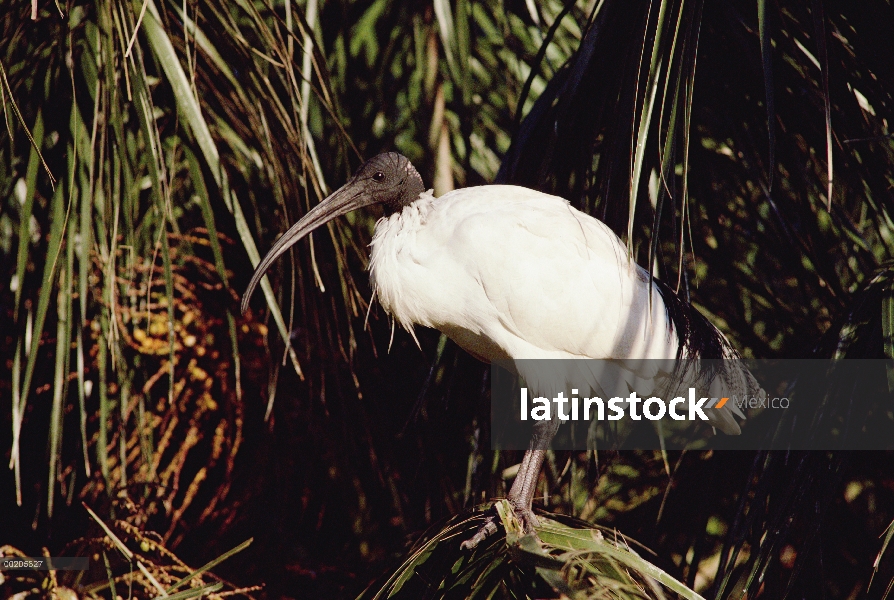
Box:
461;418;560;550
505;448;545;528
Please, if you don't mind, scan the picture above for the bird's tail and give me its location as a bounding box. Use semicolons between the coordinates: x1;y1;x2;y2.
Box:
654;279;763;435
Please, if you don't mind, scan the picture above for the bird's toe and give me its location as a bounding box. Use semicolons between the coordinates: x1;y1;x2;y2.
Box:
460;514;500;550
461;501;541;550
508;500;540;533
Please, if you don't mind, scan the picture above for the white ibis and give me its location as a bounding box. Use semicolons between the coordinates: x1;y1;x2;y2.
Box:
242;152;757;549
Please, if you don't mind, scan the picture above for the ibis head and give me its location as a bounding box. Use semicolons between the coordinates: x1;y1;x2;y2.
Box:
241;152;424;313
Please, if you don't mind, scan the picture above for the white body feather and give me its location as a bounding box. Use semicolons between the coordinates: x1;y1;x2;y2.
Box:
369;185;750;432
371;186;681;363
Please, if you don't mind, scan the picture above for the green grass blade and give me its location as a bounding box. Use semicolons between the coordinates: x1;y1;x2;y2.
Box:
434;0;460;82
102;551;117;600
164;538;253;594
629;0;670;252
0;60;56;187
48;216;74;518
13;111;43;322
882;282;894;391
76;322;90;477
155;582;223;600
10;336;23;505
183;143;244;401
810;0;833;209
757;0;776;192
142;0;303;378
16;182;68;466
97;307;111;490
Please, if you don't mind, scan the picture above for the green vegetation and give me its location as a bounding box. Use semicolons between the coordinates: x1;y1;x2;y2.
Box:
1;0;893;598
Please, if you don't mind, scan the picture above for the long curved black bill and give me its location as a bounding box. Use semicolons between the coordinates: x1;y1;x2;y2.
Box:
241;182;373;314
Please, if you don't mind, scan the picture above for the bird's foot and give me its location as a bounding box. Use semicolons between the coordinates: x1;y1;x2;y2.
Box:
459;514;499;550
460;499;540;550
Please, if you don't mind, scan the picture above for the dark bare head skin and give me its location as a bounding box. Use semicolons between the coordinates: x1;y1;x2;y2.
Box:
353;152;425;213
241;152;425;313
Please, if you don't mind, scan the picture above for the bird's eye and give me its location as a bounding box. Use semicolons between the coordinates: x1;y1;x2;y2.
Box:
373;171;385;182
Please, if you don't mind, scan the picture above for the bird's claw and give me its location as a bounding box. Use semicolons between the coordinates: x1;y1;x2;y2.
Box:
460;500;540;550
460;516;498;550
